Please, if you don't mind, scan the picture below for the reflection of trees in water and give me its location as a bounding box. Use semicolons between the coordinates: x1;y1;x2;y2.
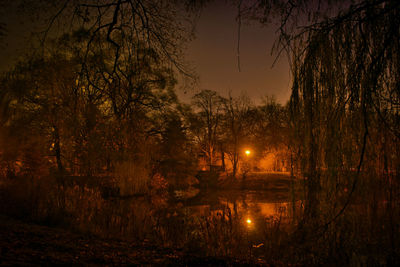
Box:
188;190;294;221
43;181;301;251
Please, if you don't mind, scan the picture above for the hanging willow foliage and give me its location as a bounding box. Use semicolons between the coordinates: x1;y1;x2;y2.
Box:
285;0;400;223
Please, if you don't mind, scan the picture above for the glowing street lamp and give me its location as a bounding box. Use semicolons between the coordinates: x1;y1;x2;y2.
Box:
245;150;251;156
246;218;252;224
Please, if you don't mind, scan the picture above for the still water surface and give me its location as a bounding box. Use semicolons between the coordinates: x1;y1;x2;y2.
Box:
73;174;300;257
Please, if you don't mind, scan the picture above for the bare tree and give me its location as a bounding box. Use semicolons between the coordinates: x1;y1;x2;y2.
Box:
221;93;253;179
191;90;223;170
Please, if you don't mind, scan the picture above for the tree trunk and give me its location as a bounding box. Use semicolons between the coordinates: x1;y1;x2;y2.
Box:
220;144;225;171
302;69;320;225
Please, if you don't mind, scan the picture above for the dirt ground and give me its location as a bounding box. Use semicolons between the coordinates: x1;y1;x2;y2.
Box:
0;215;264;266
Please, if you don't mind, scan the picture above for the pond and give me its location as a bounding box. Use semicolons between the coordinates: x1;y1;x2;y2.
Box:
57;173;301;258
177;187;301;252
183;188;298;228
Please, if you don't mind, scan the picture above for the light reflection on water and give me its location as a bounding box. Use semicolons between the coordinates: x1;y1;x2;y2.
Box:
70;182;301;241
68;186;302;259
180;190;301;242
169;190;302;257
183;190;298;222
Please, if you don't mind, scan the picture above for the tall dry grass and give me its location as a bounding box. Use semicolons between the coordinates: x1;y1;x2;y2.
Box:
114;160;150;196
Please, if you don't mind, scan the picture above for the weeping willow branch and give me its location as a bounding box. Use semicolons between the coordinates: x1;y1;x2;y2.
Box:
236;0;242;72
285;0;400;233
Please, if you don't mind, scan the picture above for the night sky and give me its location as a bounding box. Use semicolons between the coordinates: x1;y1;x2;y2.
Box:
182;1;291;104
0;1;291;105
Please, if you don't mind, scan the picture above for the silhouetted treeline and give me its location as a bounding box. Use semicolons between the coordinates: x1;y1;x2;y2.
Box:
0;40;289;189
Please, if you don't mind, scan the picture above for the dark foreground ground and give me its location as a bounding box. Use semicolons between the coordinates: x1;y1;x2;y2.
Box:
0;215;266;266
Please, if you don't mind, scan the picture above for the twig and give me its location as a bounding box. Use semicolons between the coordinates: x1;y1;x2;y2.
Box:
236;0;242;72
